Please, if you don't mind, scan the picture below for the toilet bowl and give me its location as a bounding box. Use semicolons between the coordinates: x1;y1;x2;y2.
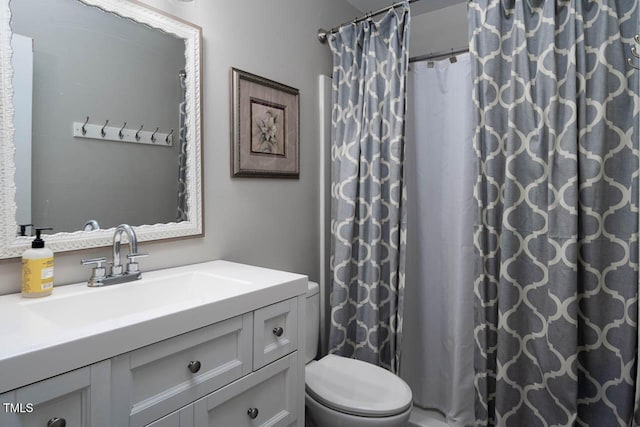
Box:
304;282;412;427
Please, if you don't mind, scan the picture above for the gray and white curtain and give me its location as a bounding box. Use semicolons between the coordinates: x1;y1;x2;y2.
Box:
470;1;639;426
176;70;188;222
327;1;410;373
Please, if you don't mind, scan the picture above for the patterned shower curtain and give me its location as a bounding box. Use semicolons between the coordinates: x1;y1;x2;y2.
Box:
327;1;410;373
469;1;639;426
176;70;188;222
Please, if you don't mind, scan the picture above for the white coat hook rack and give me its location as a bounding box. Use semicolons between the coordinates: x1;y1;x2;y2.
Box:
73;118;173;147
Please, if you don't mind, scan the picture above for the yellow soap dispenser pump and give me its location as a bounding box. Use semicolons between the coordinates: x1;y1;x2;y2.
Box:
22;227;54;298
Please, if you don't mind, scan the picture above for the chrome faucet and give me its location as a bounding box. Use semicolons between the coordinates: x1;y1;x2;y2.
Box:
112;224;138;276
81;224;149;287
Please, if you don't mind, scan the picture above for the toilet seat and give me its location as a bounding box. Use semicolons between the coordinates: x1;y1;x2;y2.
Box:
305;355;412;418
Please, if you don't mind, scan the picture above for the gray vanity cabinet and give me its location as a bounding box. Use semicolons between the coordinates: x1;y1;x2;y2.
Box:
126;296;301;427
0;295;304;427
0;360;111;427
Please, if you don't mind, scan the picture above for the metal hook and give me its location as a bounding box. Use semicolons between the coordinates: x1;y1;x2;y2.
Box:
628;57;640;70
135;124;143;141
118;122;127;140
151;127;159;143
82;116;89;135
165;128;174;144
635;34;640;44
101;119;109;137
632;46;640;58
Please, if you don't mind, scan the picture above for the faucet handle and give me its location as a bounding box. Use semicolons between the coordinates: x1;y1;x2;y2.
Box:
126;252;149;274
81;257;107;286
127;252;149;261
81;257;107;267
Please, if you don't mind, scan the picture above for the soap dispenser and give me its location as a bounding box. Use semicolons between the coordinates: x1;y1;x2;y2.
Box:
22;227;54;298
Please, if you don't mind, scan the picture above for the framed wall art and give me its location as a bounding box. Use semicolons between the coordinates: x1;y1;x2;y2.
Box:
231;68;300;178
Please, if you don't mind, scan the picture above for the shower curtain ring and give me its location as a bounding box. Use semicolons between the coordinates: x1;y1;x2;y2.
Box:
628;58;640;70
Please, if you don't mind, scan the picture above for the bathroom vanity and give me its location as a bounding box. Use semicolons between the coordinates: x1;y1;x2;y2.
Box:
0;261;307;427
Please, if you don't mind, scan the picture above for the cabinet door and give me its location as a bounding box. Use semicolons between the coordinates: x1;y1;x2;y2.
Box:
0;360;110;427
253;298;298;369
193;352;298;427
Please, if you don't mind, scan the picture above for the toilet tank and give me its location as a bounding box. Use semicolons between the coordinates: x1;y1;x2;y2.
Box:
305;281;320;363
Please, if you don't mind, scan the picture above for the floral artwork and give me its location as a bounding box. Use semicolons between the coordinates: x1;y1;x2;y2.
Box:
250;101;285;156
231;68;299;178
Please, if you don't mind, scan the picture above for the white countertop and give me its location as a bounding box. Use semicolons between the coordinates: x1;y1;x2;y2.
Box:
0;260;307;393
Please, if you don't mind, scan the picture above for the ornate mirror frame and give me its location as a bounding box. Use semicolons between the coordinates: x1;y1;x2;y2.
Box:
0;0;203;258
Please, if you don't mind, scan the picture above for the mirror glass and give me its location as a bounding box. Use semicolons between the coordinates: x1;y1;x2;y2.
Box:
0;0;202;258
10;0;187;234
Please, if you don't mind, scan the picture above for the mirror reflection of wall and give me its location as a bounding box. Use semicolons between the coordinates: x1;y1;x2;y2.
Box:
11;33;33;229
10;0;187;234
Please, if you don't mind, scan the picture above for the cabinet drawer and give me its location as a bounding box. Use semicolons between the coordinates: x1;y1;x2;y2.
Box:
193;352;298;427
112;313;253;427
0;361;110;427
253;298;298;369
145;405;193;427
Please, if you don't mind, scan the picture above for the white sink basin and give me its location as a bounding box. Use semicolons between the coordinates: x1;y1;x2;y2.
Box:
23;271;251;327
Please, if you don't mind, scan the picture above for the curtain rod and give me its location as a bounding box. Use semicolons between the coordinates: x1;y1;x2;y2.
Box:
409;46;469;63
317;0;419;43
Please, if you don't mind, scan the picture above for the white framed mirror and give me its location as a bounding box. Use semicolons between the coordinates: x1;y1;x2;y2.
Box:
0;0;203;258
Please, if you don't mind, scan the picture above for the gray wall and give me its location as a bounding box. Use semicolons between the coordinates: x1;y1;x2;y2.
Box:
0;0;360;295
11;0;185;233
410;3;468;58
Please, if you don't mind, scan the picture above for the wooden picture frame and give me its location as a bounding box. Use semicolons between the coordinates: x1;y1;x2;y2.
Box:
231;68;300;178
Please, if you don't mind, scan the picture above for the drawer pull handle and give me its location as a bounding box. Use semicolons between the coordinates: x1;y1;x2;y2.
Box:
187;360;201;373
272;326;284;337
47;418;66;427
247;407;259;419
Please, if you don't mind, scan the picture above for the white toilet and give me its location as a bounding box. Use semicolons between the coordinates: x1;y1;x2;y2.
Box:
304;281;413;427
